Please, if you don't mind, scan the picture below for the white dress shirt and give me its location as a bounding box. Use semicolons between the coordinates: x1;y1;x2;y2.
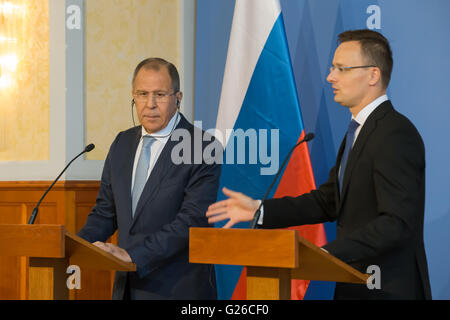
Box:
131;111;180;192
349;94;388;147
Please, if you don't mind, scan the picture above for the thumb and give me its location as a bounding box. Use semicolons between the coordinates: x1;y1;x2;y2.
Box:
222;187;241;199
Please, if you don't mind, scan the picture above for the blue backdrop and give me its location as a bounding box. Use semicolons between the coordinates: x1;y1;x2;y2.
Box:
195;0;450;299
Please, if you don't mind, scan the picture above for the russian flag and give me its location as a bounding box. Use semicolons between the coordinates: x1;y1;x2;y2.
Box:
214;0;327;300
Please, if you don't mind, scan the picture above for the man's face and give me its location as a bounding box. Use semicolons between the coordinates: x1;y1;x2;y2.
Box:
132;67;182;134
326;41;373;110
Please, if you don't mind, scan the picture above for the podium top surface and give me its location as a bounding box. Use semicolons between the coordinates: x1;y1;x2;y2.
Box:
190;227;299;268
0;224;136;272
189;227;368;284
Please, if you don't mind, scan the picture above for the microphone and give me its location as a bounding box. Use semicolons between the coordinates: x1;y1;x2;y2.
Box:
249;133;314;229
27;144;96;224
84;143;95;152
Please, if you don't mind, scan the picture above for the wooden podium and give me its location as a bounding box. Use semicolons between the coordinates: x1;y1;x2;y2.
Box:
189;228;368;300
0;224;136;300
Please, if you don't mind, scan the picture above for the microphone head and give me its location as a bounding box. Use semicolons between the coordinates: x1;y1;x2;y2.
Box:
84;144;95;152
304;133;315;142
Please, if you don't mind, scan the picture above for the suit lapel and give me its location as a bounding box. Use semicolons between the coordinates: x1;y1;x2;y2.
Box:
338;101;393;211
131;114;192;226
120;128;142;227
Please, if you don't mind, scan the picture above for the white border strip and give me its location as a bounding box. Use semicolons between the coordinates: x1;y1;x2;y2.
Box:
179;0;196;123
64;0;103;180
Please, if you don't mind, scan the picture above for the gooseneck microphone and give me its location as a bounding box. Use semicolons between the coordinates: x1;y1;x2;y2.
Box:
250;133;314;229
27;144;95;224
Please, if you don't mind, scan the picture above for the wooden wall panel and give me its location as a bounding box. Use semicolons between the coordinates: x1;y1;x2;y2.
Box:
0;181;118;300
0;203;24;299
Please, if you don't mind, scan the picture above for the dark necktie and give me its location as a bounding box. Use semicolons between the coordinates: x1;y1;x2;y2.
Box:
339;119;359;194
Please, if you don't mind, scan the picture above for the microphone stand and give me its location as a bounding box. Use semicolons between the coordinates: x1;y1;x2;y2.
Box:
250;133;314;229
28;144;95;224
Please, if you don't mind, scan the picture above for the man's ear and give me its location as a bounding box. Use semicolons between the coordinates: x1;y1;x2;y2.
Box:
369;67;382;86
176;91;183;108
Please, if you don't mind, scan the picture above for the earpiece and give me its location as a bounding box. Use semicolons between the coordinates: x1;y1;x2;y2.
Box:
131;99;137;127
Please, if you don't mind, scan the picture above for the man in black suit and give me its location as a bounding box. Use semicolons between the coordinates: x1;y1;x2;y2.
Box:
206;29;432;299
78;58;221;299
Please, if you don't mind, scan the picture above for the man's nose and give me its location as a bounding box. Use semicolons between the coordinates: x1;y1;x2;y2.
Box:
145;96;157;108
326;69;336;83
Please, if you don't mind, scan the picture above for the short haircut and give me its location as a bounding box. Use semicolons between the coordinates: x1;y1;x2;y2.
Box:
338;29;393;89
132;57;180;92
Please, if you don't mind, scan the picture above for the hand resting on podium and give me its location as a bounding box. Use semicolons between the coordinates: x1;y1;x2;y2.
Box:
93;241;132;263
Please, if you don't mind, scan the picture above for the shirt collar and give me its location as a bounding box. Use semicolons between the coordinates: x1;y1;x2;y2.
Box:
353;94;388;126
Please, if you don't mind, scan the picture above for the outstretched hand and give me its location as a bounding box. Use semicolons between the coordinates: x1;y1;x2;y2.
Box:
206;187;260;228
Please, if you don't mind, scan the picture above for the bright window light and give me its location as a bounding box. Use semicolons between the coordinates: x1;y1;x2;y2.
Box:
0;54;18;72
0;36;17;43
0;74;12;89
0;2;23;15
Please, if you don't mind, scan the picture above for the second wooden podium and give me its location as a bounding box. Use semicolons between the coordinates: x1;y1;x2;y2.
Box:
0;224;136;300
189;228;368;300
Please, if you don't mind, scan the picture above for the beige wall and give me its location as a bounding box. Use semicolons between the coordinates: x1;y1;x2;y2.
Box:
85;0;180;160
0;0;49;161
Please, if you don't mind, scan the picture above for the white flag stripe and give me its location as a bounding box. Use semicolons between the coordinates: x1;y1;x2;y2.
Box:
216;0;281;146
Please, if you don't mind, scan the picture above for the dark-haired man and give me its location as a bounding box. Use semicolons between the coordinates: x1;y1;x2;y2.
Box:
206;29;432;299
78;58;221;300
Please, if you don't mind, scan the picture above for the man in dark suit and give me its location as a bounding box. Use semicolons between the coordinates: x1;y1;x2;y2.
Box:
78;58;221;299
206;30;432;299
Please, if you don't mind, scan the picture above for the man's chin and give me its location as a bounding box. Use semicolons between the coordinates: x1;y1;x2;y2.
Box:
333;95;341;104
333;96;348;107
141;122;163;134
